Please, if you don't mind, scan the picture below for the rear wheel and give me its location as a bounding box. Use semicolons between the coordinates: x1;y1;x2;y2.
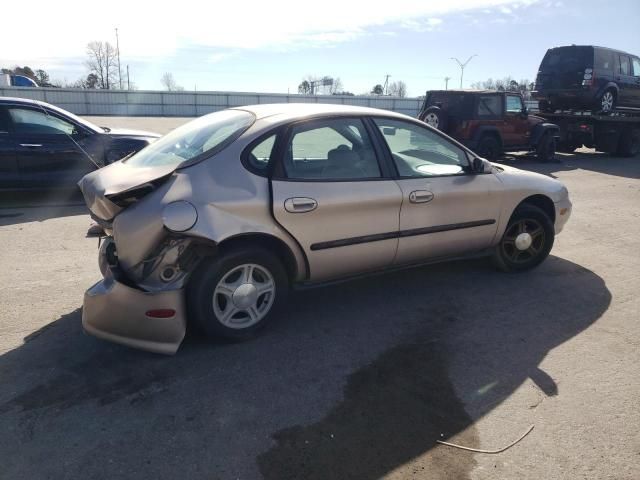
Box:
187;247;288;340
493;205;555;273
536;133;556;162
598;89;616;114
477;135;501;160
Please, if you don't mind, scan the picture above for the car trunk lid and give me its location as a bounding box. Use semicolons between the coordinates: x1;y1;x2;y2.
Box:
78;160;175;221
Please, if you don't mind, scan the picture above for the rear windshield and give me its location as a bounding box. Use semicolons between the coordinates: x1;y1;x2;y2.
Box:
126;110;255;168
540;46;594;73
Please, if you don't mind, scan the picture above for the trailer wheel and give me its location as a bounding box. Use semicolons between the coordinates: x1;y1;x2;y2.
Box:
617;128;640;157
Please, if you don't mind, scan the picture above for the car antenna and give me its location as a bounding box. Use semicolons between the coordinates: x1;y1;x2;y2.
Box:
33;101;102;170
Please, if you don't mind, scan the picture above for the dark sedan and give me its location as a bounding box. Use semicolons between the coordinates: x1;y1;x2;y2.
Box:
0;97;160;190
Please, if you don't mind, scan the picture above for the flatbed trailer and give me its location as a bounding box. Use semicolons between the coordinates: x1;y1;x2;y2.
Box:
536;110;640;157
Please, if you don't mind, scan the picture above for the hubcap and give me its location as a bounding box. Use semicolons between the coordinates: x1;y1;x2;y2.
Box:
601;92;614;112
515;232;533;251
425;113;439;128
501;219;546;264
213;263;275;329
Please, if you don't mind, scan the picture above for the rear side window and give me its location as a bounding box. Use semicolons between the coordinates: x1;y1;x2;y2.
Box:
477;96;502;117
619;56;631;75
246;134;276;173
594;49;614;71
284;118;381;180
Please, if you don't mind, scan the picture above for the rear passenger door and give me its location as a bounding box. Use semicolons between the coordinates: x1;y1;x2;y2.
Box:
270;117;403;282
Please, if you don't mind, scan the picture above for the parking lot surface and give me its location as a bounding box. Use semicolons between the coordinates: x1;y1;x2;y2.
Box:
0;117;638;480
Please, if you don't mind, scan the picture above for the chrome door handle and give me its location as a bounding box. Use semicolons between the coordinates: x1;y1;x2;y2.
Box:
284;197;318;213
20;143;43;148
409;190;434;204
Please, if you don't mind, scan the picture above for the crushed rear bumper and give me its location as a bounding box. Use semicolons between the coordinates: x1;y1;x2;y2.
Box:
82;276;186;355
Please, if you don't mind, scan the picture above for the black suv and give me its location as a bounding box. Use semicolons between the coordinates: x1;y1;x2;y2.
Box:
533;45;640;114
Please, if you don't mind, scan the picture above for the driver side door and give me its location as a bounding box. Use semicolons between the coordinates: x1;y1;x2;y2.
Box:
372;117;503;265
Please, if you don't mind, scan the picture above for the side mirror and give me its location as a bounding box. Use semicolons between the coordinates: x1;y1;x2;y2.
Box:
382;127;396;136
521;107;529;118
472;157;492;173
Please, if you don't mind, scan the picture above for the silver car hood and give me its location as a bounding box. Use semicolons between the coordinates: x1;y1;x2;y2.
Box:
78;160;175;221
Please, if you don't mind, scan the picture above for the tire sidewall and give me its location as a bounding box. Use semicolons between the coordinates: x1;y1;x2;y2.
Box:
494;205;555;273
478;135;501;160
187;247;288;339
537;133;556;162
423;106;448;131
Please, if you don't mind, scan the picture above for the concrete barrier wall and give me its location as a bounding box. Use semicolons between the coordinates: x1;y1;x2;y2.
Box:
0;87;424;117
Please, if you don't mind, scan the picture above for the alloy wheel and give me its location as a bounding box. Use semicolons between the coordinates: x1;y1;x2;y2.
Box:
500;218;546;264
213;263;276;329
601;91;614;113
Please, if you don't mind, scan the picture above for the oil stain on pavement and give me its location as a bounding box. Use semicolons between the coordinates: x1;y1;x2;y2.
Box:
258;340;477;480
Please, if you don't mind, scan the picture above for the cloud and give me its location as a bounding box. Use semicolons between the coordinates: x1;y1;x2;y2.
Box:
4;0;540;63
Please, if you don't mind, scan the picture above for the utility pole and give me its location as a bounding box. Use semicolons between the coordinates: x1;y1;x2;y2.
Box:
450;54;477;89
383;74;391;95
444;76;451;90
115;28;123;90
126;65;130;90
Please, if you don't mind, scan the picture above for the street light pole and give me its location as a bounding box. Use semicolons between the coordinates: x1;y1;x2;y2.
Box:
450;54;477;89
115;28;123;90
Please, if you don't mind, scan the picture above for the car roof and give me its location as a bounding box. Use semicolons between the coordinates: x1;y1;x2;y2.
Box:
232;103;414;121
548;45;634;56
427;90;503;95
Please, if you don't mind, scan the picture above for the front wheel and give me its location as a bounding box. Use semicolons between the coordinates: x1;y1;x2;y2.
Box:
187;247;288;339
477;135;501;160
536;133;556;162
493;205;555;273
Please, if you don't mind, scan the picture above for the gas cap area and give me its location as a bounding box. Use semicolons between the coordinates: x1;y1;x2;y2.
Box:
162;201;198;232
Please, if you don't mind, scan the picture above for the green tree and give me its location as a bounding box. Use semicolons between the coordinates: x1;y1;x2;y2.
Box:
371;84;384;95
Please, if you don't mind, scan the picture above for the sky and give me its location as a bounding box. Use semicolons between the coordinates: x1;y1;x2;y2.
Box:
3;0;640;96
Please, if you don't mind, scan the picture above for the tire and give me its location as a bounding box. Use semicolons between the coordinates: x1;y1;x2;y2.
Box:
616;128;640;157
536;133;556;162
477;134;501;160
187;247;288;340
493;204;555;273
597;89;616;114
539;100;555;113
421;106;448;131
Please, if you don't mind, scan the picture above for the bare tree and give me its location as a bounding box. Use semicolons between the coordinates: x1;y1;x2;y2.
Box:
161;72;183;91
297;75;341;95
388;80;407;97
85;41;119;89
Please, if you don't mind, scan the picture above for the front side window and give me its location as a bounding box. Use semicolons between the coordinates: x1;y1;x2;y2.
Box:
506;95;524;114
8;108;76;135
283;118;380;180
477;96;502;117
620;56;631;76
632;57;640;77
126;109;255;169
374;118;468;177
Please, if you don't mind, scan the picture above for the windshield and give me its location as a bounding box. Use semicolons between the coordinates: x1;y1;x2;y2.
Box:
125;110;255;168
